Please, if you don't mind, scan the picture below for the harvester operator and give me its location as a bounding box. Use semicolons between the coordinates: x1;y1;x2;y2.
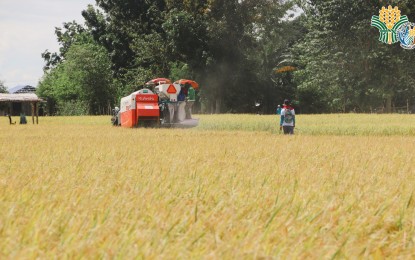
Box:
185;83;195;119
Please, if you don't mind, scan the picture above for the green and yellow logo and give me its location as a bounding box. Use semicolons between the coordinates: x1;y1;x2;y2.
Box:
371;6;408;45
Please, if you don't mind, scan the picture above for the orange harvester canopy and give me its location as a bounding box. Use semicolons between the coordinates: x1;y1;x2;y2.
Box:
146;78;172;85
174;79;199;90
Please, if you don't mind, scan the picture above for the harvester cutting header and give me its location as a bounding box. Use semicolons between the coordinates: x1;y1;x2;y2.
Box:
112;78;198;128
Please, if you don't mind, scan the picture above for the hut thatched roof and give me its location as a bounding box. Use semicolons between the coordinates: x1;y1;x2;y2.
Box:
0;93;43;102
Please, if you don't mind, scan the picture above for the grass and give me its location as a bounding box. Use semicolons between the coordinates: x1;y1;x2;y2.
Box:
197;114;415;136
1;114;415;258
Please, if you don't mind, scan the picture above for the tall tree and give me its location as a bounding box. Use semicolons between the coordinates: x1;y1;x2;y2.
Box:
82;1;168;75
42;21;87;71
38;32;115;115
294;0;415;113
196;0;301;113
82;0;302;113
244;0;303;113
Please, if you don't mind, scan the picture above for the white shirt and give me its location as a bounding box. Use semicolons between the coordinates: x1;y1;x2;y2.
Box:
281;108;295;126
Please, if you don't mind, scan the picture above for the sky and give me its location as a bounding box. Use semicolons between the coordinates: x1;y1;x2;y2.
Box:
0;0;95;90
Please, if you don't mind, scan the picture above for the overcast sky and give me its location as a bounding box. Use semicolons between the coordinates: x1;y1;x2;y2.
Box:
0;0;95;89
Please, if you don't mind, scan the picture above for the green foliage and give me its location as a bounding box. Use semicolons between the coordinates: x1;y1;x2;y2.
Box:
38;38;115;115
193;0;302;113
56;100;89;116
0;80;8;112
293;0;415;113
0;80;8;93
65;43;114;114
244;0;302;112
82;1;168;75
42;21;88;71
163;10;208;71
168;61;191;80
37;65;76;115
79;0;300;114
42;0;415;115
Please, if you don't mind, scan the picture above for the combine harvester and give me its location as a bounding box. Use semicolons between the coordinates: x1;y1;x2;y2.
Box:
113;78;199;128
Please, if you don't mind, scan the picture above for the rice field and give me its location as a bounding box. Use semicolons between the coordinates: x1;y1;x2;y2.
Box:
1;114;415;258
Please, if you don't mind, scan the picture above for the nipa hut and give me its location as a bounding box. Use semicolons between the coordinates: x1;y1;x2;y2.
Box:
0;93;43;124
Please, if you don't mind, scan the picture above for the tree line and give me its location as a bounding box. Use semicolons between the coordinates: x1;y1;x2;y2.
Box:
37;0;415;115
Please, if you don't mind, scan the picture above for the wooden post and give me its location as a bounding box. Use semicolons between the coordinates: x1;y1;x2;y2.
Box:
31;102;34;124
35;102;39;124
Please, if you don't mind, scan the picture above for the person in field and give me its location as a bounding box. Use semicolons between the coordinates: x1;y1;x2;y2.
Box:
280;99;295;134
276;105;282;115
20;113;27;124
185;83;195;119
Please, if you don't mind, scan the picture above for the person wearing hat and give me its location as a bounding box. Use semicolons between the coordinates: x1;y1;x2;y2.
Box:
276;105;282;115
280;99;295;134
